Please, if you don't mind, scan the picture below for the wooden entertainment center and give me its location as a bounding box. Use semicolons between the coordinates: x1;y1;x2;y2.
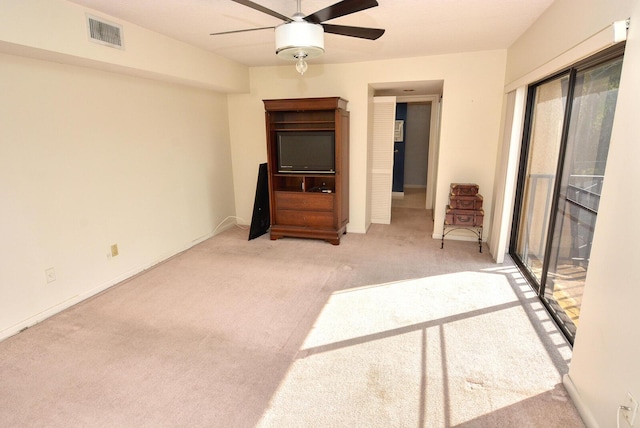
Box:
263;97;349;245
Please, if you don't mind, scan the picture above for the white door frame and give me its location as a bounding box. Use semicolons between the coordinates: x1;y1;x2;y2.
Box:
396;94;442;211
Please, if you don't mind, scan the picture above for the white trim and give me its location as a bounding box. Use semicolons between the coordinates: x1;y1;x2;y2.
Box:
563;374;600;428
396;95;436;103
426;95;441;211
505;20;628;93
489;87;526;263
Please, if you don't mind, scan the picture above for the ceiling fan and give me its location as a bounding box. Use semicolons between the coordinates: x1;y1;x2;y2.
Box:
210;0;385;74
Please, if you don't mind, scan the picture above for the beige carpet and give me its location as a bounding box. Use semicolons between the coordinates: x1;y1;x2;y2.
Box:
0;206;584;427
392;187;428;209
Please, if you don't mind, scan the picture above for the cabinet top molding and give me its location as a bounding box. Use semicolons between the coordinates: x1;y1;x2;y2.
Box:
264;97;348;111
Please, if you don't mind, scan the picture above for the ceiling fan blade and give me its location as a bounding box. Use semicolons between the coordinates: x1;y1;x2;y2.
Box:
305;0;379;24
210;26;275;36
322;24;385;40
231;0;292;23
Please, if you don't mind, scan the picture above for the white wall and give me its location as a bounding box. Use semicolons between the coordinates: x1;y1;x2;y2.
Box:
227;50;506;236
0;0;248;93
0;52;237;338
505;0;639;426
506;0;634;87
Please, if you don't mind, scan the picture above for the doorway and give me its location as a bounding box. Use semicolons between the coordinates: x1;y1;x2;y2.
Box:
392;102;432;215
369;81;443;226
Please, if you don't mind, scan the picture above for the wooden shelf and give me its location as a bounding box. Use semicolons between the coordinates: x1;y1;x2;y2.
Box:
271;175;336;193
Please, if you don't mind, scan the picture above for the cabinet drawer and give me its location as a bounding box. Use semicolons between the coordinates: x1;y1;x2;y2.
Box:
275;209;335;228
275;192;334;211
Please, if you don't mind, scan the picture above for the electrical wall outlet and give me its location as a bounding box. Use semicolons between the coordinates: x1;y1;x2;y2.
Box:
45;267;56;283
624;392;639;426
110;244;119;257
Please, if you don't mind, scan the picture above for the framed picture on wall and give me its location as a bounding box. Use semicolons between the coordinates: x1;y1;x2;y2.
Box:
394;120;404;142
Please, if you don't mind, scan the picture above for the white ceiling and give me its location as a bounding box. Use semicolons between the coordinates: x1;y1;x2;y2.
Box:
68;0;555;68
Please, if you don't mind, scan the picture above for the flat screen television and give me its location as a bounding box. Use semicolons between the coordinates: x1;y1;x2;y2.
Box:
277;131;335;173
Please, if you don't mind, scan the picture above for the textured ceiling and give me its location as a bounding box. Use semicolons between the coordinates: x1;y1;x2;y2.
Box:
66;0;555;68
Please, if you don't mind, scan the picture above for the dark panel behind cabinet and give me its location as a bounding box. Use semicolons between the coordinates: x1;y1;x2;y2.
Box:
248;163;270;240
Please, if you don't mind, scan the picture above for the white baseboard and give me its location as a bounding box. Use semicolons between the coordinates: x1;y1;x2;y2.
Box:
0;230;216;343
563;374;599;428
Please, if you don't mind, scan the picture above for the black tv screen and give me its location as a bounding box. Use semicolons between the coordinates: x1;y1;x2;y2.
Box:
277;131;335;173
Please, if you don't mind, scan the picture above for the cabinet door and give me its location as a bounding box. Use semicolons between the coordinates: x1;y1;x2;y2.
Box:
371;97;395;224
275;210;334;228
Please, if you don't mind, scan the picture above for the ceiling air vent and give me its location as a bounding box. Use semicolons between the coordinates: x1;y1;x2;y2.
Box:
86;15;124;49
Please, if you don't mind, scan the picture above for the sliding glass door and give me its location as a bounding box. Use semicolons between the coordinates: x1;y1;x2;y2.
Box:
514;74;569;284
511;46;624;343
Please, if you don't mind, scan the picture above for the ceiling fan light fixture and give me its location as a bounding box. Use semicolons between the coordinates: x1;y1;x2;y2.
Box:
275;21;324;74
295;55;308;75
212;1;384;75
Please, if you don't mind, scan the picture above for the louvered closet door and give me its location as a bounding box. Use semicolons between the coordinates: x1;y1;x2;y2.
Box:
371;97;396;224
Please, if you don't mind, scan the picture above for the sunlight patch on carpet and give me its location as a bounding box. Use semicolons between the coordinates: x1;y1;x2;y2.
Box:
300;272;519;352
256;271;571;427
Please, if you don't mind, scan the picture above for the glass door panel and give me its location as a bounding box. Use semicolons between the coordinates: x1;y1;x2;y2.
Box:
511;45;624;343
514;75;569;286
544;57;624;336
